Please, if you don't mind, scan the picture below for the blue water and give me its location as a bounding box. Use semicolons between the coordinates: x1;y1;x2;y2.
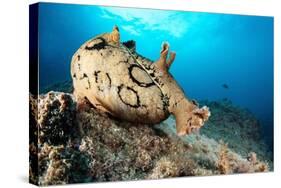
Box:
37;3;273;149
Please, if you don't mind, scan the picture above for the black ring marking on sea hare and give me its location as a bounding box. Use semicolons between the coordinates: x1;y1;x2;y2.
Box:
142;61;151;70
78;73;91;90
86;82;90;90
117;59;128;65
106;73;112;87
154;77;164;87
132;58;163;88
93;71;111;91
128;65;155;88
94;71;101;83
117;84;141;108
73;73;76;79
79;73;88;80
149;72;155;78
77;55;80;61
85;37;107;51
86;79;91;90
174;97;185;109
161;93;170;111
93;71;102;91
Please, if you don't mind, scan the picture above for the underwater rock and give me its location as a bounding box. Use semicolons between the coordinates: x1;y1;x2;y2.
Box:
70;26;210;135
29;92;93;185
29;92;270;185
36;92;76;145
217;142;230;174
199;99;272;167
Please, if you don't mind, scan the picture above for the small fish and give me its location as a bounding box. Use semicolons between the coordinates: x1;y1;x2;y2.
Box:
222;84;229;89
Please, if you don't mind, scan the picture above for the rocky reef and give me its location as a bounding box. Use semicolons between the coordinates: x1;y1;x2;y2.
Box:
200;99;272;166
29;92;271;186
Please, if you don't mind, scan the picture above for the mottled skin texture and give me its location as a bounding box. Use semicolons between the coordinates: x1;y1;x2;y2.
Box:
71;26;210;135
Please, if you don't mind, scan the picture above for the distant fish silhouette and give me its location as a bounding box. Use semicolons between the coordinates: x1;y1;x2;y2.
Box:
222;84;229;89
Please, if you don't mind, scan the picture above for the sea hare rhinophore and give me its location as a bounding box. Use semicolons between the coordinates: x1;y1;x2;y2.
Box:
71;26;210;135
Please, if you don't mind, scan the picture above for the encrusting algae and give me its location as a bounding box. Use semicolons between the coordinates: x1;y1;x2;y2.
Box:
29;92;270;185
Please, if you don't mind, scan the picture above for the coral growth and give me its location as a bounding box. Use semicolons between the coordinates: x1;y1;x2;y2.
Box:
29;92;271;185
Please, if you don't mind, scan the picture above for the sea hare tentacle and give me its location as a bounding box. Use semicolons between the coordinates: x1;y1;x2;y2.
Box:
167;51;176;69
103;25;120;45
153;42;210;135
155;42;176;72
111;25;120;45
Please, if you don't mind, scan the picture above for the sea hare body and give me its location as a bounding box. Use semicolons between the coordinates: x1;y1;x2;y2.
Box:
71;26;210;135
